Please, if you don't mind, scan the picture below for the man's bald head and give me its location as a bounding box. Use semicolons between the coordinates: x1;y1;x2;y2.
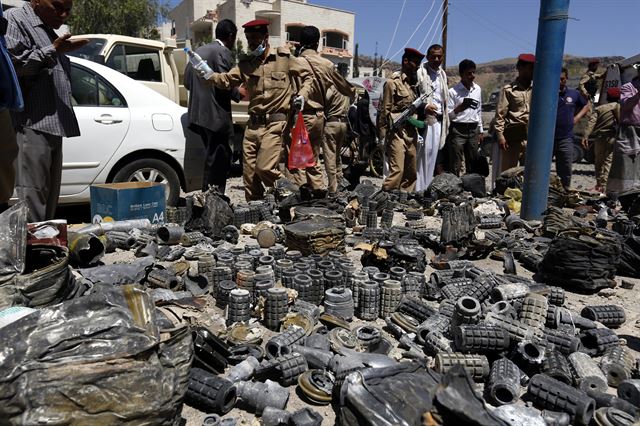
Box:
31;0;73;29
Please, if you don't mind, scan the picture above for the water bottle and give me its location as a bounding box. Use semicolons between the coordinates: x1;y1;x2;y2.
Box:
184;47;214;80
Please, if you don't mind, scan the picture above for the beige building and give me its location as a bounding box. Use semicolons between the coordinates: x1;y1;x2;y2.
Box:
169;0;354;76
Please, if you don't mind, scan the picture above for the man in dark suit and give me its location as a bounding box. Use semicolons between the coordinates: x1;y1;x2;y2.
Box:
185;19;239;193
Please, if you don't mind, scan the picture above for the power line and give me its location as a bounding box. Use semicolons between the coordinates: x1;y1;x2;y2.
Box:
417;0;444;51
381;0;438;67
433;22;446;51
399;0;438;49
383;0;408;61
456;2;535;49
449;2;533;51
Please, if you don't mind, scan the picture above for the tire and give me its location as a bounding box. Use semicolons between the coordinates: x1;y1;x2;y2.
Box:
369;145;384;177
112;158;181;206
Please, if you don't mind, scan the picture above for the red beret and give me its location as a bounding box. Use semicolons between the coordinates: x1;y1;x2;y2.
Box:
589;58;600;65
242;19;269;32
607;87;621;99
404;47;424;60
518;53;535;64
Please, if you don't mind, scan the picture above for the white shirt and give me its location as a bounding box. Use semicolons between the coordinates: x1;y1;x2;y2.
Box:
448;81;483;132
427;65;443;114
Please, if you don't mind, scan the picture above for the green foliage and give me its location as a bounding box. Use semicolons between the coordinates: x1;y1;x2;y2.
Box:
195;34;213;49
68;0;170;38
353;43;359;78
231;39;244;64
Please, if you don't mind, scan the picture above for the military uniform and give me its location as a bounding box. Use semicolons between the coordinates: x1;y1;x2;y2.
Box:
323;86;351;193
379;71;419;191
584;101;619;189
209;46;312;201
494;79;533;172
290;49;354;190
579;70;604;100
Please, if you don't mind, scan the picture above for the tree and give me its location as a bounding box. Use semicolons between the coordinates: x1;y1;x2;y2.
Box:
195;34;213;49
353;43;359;78
232;39;244;64
68;0;170;38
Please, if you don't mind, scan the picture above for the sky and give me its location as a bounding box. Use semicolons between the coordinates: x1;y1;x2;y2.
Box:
169;0;639;65
315;0;639;65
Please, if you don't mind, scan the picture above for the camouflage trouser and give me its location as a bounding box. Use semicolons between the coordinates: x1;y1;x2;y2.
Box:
593;135;615;188
382;125;417;191
242;120;286;201
322;120;347;192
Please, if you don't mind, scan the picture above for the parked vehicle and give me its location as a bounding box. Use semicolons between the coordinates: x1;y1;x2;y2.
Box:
598;54;640;104
483;90;500;112
572;54;640;164
69;34;248;160
58;56;203;206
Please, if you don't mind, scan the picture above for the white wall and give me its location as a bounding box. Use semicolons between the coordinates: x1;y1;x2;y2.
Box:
170;0;216;41
170;0;354;73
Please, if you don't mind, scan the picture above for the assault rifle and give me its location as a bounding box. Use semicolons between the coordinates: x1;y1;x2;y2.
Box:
391;87;434;130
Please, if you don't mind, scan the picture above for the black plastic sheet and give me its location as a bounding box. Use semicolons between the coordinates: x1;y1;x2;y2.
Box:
0;285;192;424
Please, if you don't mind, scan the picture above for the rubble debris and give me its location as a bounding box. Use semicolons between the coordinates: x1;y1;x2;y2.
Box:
0;285;192;423
2;177;640;425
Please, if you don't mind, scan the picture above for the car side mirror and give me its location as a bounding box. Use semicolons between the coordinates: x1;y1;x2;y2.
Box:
94;55;106;65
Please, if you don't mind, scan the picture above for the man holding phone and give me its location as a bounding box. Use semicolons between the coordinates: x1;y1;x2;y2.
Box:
447;59;483;175
5;0;88;221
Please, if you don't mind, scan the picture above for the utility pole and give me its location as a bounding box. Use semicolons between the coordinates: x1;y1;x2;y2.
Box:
520;0;570;220
373;41;378;77
442;0;448;69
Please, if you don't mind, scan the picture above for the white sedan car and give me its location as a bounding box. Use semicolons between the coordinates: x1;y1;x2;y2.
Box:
60;56;203;205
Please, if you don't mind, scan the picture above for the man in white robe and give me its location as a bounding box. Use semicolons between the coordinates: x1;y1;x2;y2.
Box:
416;44;449;191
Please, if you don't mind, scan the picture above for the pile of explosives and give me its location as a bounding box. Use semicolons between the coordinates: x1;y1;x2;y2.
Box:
1;173;639;425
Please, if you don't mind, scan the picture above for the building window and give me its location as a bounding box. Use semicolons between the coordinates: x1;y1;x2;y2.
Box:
286;25;304;43
323;31;348;50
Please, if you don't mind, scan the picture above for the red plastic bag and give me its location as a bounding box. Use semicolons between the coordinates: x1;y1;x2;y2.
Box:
288;111;316;170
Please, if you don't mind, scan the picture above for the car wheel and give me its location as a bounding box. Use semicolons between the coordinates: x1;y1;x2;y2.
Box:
369;145;384;177
112;158;181;206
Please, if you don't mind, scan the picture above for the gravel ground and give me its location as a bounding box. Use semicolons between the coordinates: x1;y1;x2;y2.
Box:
84;157;640;426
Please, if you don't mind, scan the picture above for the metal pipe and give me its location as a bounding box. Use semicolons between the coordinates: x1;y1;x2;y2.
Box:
68;232;107;266
520;0;571;220
75;219;151;235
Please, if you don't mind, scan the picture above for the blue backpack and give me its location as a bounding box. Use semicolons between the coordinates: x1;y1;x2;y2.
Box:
0;4;23;111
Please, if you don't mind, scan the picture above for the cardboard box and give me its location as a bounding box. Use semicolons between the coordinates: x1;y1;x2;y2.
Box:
90;182;166;224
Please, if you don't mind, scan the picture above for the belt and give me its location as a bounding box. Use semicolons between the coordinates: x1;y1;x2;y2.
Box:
327;116;347;123
248;112;287;126
451;121;479;129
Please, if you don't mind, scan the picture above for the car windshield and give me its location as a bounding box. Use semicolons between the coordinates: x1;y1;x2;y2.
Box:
67;38;107;61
